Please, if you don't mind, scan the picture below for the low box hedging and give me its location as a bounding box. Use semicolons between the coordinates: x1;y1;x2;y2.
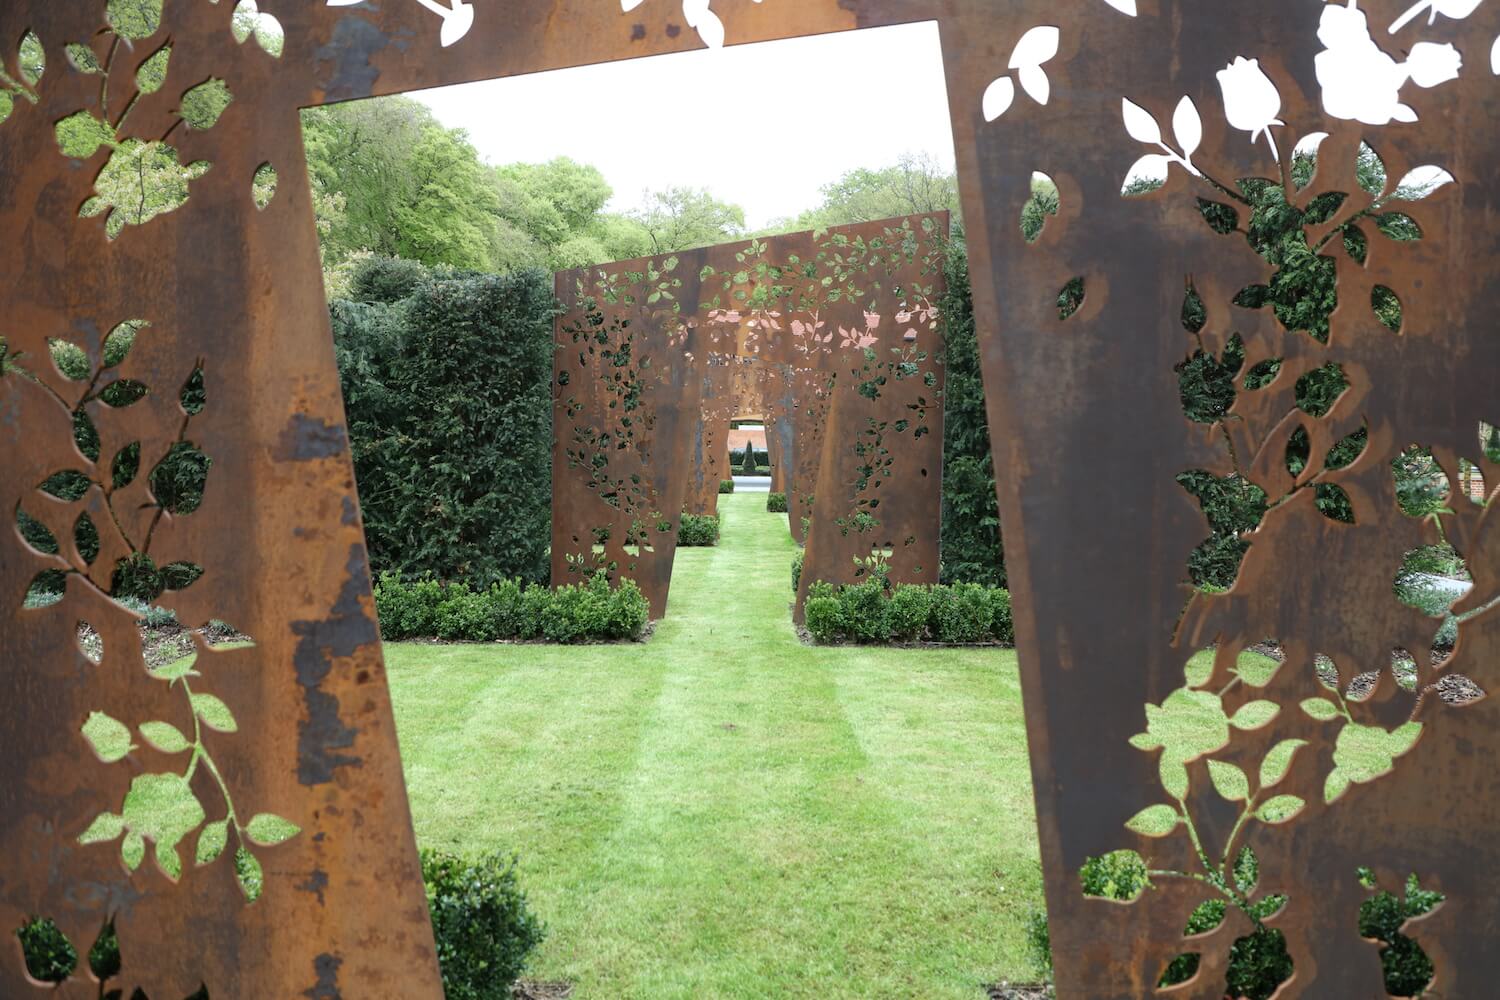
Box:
374;571;649;643
804;580;1013;646
678;513;721;547
766;492;788;513
422;850;546;1000
719;479;735;494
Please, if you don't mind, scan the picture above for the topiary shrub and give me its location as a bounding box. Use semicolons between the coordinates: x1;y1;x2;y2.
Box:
719;479;735;494
988;588;1014;644
678;513;721;547
606;578;650;640
740;442;757;475
888;585;933;642
422;850;545;1000
839;579;891;643
803;582;848;643
766;492;788;513
928;583;994;644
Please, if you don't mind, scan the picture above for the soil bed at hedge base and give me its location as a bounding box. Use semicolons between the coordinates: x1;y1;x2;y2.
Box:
512;980;574;999
985;983;1053;999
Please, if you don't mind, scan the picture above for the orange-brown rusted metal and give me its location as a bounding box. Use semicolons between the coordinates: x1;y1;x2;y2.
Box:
553;215;946;618
5;0;1500;997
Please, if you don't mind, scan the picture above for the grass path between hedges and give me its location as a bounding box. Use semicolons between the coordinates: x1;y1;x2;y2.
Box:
384;493;1044;999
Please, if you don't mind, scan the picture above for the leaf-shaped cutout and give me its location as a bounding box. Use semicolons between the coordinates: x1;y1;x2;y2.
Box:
1316;483;1354;523
55;111;115;159
1493;35;1500;74
155;839;183;880
1122;154;1169;195
1197;198;1238;234
83;711;134;762
1342;223;1369;264
78;196;107;219
232;1;257;43
1009;25;1060;68
1326;426;1368;471
191;692;237;733
99;378;148;407
1434;673;1485;705
41;469;91;499
136;44;170;95
1122;98;1161;144
196;819;229;864
252;162;277;209
1233;284;1269;309
1128;732;1162;751
1232;845;1259;896
65;43;102;74
1183;651;1214;688
74;511;99;564
1160;755;1189;799
1286;425;1310;477
18;31;44;86
0;90;12;125
1256;794;1306;824
254;17;285;57
181;365;205;414
1345;670;1380;703
1125;803;1181;837
1292;132;1329;190
102;319;143;367
121;831;145;872
112;443;141;489
17;506;59;555
245;813;301;846
150;442;210;515
1303;191;1348;226
1302;697;1341;721
148;650;198;681
1230;700;1279;731
107;0;163;40
1103;0;1138;12
1017;64;1051;106
1057;276;1084;320
179;78;233;130
1207;760;1250;801
1357;142;1387;197
1395;165;1455;200
1173;96;1202;158
235;847;263;902
1371;278;1401;326
1260;739;1308;788
76;620;102;664
139;720;190;753
982;76;1015;122
1377;212;1422;241
79;812;125;844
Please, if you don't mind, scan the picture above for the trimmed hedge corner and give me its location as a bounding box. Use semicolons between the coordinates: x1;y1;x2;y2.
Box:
422;850;545;1000
804;581;1013;646
678;513;721;547
718;479;735;494
374;571;649;643
766;492;788;513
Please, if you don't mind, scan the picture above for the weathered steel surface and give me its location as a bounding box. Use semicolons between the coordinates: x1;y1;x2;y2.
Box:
551;255;706;618
939;2;1500;997
5;0;1499;997
555;215;947;618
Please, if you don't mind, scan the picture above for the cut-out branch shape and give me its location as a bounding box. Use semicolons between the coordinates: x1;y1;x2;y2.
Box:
983;26;1060;121
327;0;475;48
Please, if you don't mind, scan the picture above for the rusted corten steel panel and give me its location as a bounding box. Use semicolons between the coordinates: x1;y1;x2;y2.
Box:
551;256;707;618
4;0;1498;997
943;1;1500;997
557;215;948;618
0;2;874;997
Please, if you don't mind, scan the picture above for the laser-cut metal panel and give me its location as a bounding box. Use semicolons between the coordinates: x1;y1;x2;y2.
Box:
942;1;1500;996
551;254;708;619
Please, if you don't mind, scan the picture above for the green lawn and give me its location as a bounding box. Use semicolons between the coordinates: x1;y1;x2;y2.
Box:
385;492;1043;999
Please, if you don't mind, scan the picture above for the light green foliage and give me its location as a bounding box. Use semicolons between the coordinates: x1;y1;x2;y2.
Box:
179;78;233;130
629;185;747;253
388;494;1042;995
780;152;959;232
107;0;164;40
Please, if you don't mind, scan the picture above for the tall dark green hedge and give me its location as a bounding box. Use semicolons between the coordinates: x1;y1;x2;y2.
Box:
332;258;554;586
940;233;1006;588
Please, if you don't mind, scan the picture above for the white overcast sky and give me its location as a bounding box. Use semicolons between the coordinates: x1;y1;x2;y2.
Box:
414;22;956;228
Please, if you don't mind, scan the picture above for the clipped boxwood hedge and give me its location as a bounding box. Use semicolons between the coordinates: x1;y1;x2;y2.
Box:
718;479;735;494
374;571;649;643
804;580;1013;646
766;492;788;513
678;513;721;547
